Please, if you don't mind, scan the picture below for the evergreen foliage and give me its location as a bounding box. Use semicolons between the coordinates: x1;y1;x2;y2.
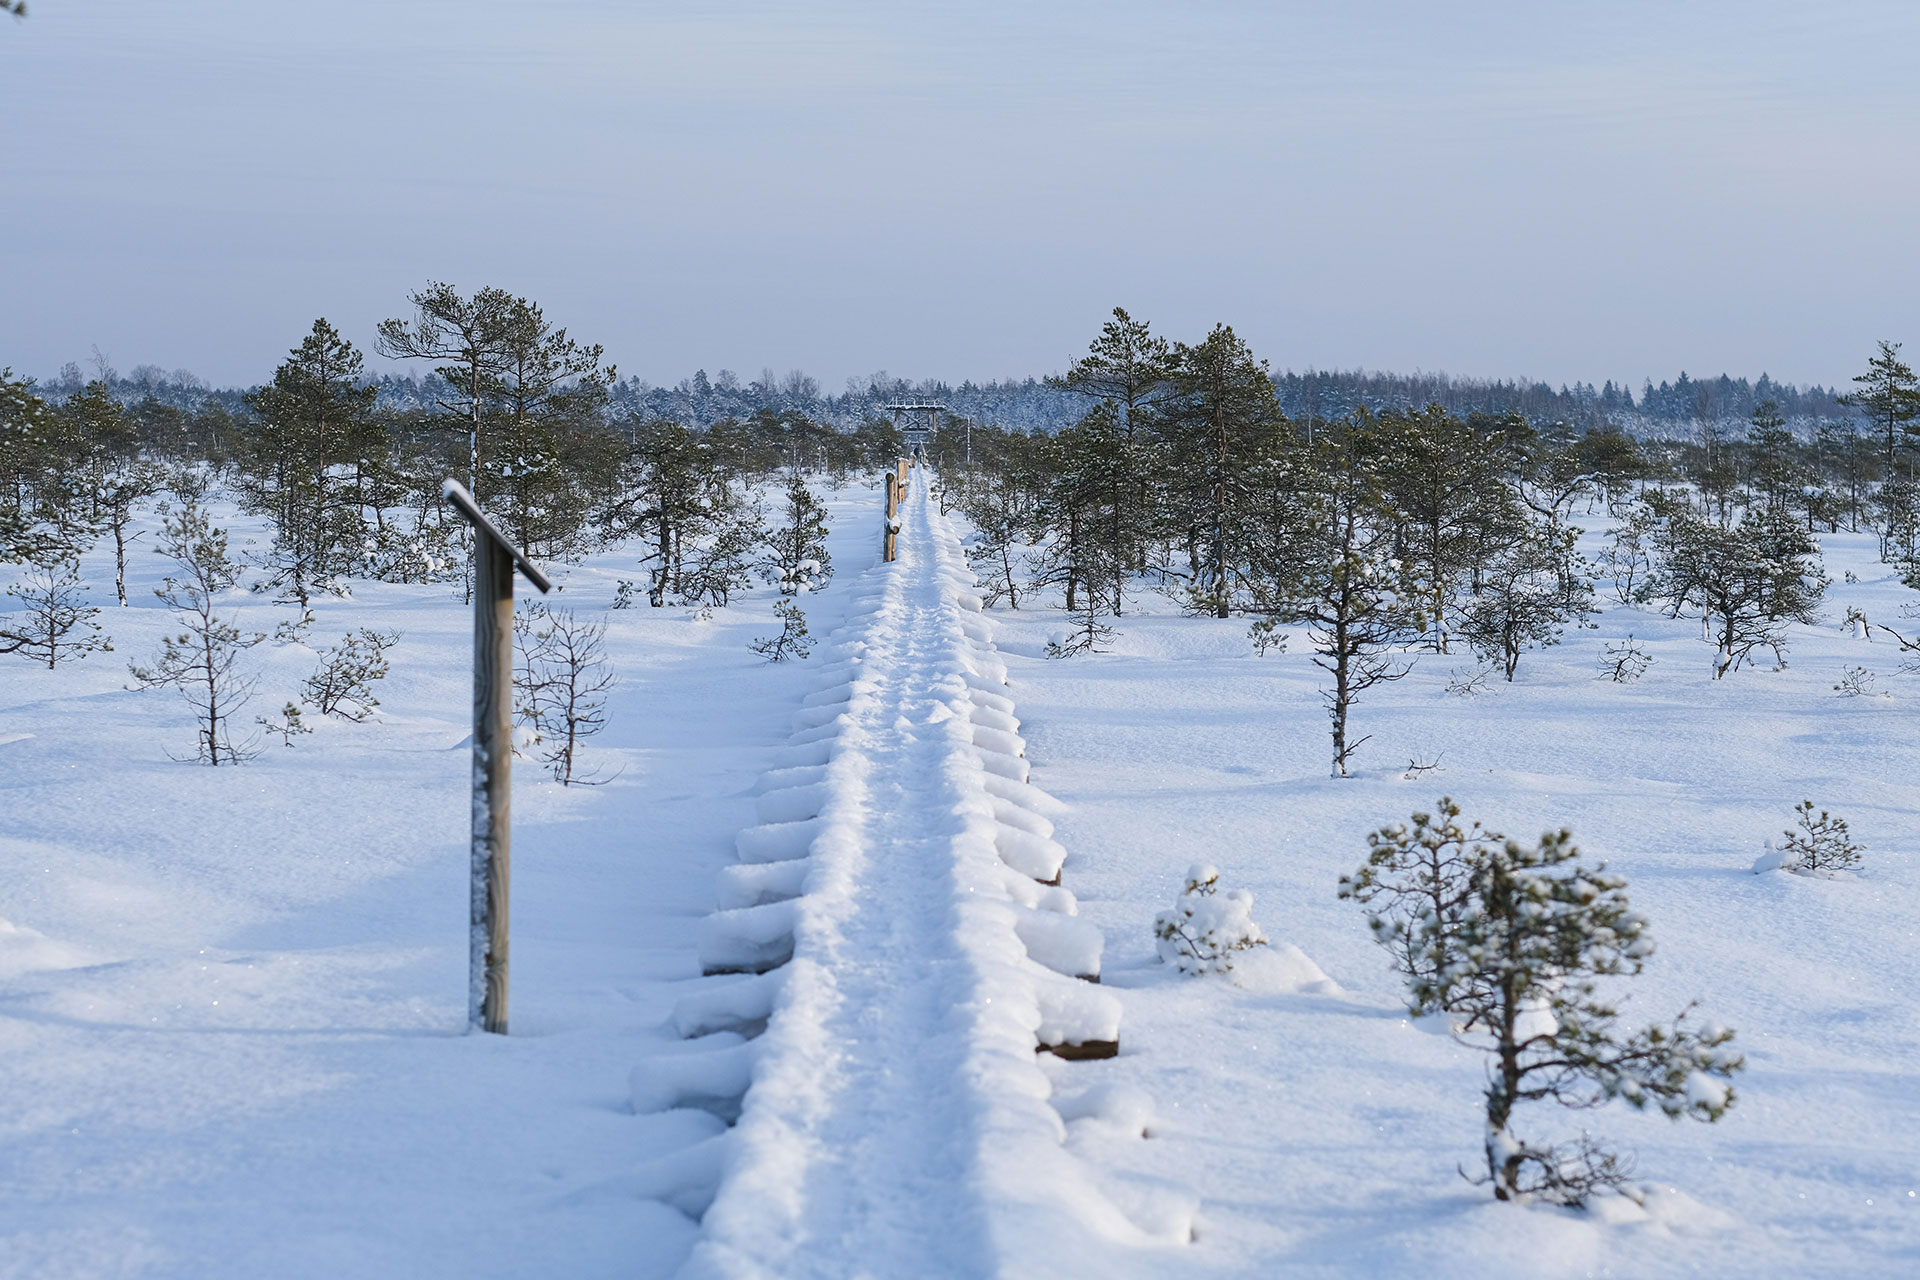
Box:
513;603;617;785
1779;801;1863;874
750;599;812;662
128;503;265;764
302;628;400;721
1154;864;1266;977
1345;800;1743;1205
0;558;110;668
763;473;832;595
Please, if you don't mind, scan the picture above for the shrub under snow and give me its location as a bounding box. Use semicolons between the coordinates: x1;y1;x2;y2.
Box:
1154;863;1267;976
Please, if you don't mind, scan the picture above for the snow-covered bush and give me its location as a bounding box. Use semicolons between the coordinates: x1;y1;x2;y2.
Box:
1755;801;1863;875
762;474;832;596
1153;864;1266;976
1344;799;1744;1206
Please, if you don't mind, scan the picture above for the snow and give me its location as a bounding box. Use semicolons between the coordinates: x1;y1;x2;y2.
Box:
2;480;1917;1276
981;511;1920;1277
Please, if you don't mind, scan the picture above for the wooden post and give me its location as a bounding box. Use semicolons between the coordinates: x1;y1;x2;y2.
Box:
884;472;899;562
897;457;909;489
443;479;552;1034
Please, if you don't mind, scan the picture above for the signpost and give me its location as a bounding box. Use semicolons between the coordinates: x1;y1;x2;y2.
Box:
884;471;899;562
444;479;552;1034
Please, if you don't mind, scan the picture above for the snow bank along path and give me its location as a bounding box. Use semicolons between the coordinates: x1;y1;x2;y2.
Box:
626;470;1195;1277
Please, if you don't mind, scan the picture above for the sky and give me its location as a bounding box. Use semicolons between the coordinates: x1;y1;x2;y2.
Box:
3;0;1917;392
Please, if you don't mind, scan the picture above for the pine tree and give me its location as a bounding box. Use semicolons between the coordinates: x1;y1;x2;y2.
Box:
128;503;266;764
1838;340;1920;476
488;296;619;559
1375;404;1517;651
762;473;832;594
376;284;518;501
1256;422;1418;776
1159;325;1286;618
0;558;109;668
1347;801;1744;1206
242;320;379;603
1052;307;1178;581
1650;503;1826;676
750;598;812;662
1745;400;1801;517
1460;520;1593;681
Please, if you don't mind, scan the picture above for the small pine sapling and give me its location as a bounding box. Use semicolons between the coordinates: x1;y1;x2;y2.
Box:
1248;618;1288;655
762;474;833;595
611;578;637;610
1599;636;1653;683
1444;665;1492;697
514;602;617;784
1345;799;1744;1206
750;599;812;662
128;503;265;765
302;627;401;721
0;558;111;668
256;701;312;747
1153;864;1267;976
1832;665;1880;697
1045;594;1115;658
1760;801;1864;876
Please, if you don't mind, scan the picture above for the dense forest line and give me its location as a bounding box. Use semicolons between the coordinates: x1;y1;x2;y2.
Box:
30;350;1849;439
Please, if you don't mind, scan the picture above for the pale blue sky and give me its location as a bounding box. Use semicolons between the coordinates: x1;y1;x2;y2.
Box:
4;1;1916;390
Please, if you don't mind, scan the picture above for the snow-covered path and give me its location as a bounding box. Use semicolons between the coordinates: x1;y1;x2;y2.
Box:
658;472;1184;1279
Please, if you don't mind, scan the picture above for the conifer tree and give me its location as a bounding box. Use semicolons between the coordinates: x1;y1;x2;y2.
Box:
242;320;378;602
762;473;832;594
129;503;265;764
489;296;619;559
377;284;518;503
1053;307;1178;578
1375;404;1516;650
1745;400;1801;517
1460;521;1593;681
1838;340;1920;476
1346;801;1744;1206
1256;421;1417;775
0;558;109;667
1159;325;1286;618
1650;502;1826;675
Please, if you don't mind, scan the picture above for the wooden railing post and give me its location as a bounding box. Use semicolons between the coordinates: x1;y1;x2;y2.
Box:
884;472;899;562
444;479;552;1035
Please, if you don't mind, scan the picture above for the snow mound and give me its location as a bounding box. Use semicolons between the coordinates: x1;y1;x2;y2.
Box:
1226;941;1341;995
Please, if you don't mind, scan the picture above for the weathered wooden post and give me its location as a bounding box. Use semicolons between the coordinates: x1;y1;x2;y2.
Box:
896;457;909;489
443;479;552;1034
883;472;899;562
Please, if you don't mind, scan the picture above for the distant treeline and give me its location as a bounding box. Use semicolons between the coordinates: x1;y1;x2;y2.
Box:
38;359;1851;439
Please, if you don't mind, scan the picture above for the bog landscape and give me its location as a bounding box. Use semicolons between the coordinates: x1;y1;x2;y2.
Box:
3;4;1916;1278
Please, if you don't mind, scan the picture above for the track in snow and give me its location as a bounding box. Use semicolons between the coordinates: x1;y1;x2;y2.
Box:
630;471;1191;1279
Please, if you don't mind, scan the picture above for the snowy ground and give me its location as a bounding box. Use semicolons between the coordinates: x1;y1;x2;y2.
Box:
988;514;1920;1278
2;483;1916;1278
0;485;884;1279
